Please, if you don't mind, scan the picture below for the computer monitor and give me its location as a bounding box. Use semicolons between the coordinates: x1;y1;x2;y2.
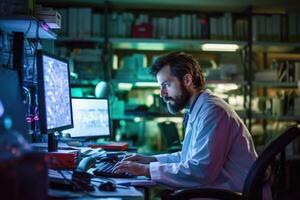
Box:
63;97;111;139
0;67;29;141
36;50;73;151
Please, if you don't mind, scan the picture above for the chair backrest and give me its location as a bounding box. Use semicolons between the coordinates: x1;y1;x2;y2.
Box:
243;126;300;200
158;121;181;148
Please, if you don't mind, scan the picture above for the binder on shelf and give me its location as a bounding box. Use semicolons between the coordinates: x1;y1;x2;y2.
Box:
277;62;288;82
68;8;77;37
92;13;103;37
78;8;92;37
295;62;300;81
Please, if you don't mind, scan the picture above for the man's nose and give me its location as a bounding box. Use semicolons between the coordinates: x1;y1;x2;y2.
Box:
160;88;167;98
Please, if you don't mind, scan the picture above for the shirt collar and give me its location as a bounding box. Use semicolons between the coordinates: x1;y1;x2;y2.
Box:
188;89;210;123
187;91;202;114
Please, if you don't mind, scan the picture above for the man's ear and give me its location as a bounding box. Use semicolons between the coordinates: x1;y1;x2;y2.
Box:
183;74;193;87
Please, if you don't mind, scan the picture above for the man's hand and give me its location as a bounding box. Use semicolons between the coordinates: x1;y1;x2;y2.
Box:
113;161;150;177
124;153;157;164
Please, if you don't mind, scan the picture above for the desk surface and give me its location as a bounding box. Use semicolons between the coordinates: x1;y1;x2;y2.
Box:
49;186;143;200
49;169;145;199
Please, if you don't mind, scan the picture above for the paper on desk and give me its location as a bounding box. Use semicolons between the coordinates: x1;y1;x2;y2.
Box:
112;176;156;186
48;169;73;180
49;170;143;198
89;185;143;197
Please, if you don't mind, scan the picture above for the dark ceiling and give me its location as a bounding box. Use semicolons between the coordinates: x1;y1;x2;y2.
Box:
38;0;300;11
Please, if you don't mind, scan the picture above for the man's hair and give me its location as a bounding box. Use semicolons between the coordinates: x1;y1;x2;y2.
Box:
150;51;205;90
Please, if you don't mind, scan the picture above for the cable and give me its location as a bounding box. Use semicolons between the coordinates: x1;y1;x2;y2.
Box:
47;155;132;200
48;156;88;192
24;20;32;38
5;36;13;68
32;20;41;83
23;86;33;123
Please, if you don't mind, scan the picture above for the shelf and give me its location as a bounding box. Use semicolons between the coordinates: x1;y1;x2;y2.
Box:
55;37;246;51
236;110;246;118
114;79;246;90
114;79;158;89
125;110;183;118
71;83;96;88
115;79;245;84
111;115;136;120
56;37;104;48
111;38;246;51
253;41;300;52
252;81;299;88
57;37;104;42
0;16;57;39
206;80;246;85
252;113;300;121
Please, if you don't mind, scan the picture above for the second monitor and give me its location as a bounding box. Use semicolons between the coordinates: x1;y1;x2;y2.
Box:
63;98;111;138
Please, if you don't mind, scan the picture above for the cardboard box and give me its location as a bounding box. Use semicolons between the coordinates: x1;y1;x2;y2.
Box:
37;10;61;29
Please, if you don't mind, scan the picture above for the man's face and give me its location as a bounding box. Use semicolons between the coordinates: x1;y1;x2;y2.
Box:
157;65;190;114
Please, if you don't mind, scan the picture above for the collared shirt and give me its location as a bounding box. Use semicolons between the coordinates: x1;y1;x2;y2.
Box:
149;89;260;194
183;92;201;129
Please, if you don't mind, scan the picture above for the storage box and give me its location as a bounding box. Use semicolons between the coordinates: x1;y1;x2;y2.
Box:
37;10;61;29
132;23;153;38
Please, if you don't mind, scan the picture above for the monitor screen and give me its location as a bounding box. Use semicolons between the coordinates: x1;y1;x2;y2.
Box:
63;98;111;138
0;67;29;140
37;50;73;133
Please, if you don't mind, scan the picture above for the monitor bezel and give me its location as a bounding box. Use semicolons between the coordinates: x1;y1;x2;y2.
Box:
66;97;112;139
37;50;73;134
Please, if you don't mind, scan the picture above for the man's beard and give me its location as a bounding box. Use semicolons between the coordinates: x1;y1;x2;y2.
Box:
165;84;190;115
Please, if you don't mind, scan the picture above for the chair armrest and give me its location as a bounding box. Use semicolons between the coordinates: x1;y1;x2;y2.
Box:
161;188;242;200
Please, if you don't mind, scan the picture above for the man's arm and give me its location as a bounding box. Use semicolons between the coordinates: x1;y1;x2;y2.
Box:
114;161;151;177
149;108;232;188
124;153;157;164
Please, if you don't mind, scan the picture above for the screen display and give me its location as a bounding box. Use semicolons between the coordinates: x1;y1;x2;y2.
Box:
63;98;110;138
37;50;73;133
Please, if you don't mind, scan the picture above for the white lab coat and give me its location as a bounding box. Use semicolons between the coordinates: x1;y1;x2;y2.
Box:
149;90;258;192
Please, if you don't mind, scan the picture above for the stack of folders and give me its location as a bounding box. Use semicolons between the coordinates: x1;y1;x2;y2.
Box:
46;149;80;170
87;142;128;151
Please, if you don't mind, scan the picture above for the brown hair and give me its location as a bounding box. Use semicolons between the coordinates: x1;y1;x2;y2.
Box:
150;51;205;90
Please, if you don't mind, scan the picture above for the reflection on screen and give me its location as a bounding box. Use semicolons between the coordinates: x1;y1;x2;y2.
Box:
43;55;72;130
64;98;110;138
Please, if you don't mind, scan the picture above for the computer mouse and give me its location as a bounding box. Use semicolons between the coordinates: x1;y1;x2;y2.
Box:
77;157;96;172
98;181;116;191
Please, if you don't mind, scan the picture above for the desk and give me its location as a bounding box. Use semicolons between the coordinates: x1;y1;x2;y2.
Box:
45;145;154;199
49;187;143;200
48;169;144;199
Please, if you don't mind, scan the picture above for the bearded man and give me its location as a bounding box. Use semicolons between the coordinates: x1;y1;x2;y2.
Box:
114;52;262;196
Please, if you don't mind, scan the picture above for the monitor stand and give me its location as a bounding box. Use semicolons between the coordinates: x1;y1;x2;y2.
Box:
59;135;88;147
48;132;59;152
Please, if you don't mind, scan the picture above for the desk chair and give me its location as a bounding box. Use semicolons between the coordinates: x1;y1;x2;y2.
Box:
158;121;182;153
161;125;300;200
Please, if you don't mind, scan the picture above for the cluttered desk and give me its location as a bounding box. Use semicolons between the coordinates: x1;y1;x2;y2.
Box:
45;145;155;200
0;58;154;199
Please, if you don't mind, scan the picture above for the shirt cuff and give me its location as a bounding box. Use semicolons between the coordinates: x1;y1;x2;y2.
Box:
154;154;169;163
149;162;161;181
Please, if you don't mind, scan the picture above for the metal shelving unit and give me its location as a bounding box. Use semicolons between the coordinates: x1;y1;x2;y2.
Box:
111;38;246;51
252;81;299;88
0;16;57;39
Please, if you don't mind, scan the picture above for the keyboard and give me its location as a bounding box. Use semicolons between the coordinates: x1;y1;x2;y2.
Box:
93;161;133;178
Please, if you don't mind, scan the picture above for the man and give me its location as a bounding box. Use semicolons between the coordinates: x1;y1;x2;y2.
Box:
114;52;258;192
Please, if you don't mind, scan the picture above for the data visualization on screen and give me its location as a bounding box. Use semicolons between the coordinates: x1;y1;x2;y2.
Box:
64;98;111;138
37;50;73;133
